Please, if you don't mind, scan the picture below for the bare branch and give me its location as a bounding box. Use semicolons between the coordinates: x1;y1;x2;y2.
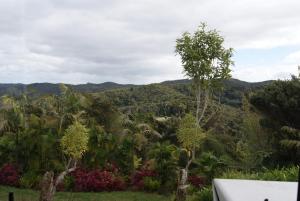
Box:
55;160;77;187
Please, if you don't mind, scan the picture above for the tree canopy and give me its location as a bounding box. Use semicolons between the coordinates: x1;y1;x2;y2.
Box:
61;121;89;160
175;23;233;89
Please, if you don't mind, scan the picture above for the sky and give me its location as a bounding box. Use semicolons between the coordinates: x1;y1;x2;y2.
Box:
0;0;300;84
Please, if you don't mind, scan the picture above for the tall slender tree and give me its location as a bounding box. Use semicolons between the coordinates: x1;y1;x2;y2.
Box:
175;23;233;201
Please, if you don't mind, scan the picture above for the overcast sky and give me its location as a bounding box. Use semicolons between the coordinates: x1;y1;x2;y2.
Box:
0;0;299;84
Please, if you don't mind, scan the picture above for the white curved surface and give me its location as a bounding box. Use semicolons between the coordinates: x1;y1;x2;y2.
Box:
213;179;298;201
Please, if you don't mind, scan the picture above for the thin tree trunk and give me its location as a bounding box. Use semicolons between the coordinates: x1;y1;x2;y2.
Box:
39;160;76;201
175;168;188;201
58;115;65;135
39;171;55;201
175;149;194;201
15;131;19;164
195;86;201;125
198;90;209;125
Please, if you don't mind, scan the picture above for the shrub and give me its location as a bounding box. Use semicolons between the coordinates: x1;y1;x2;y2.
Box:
131;168;157;190
188;175;205;189
158;180;177;195
221;166;298;181
104;163;119;174
112;176;126;191
259;166;298;181
71;167;125;192
0;164;20;187
63;175;75;191
143;177;161;192
19;171;41;189
188;187;213;201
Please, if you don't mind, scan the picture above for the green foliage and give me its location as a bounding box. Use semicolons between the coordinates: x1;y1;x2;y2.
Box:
177;114;205;150
0;72;297;196
115;136;134;175
19;171;41;189
250;76;300;164
250;76;300;129
196;152;226;182
143;177;161;192
83;125;107;168
221;166;299;181
175;23;233;89
178;149;189;168
61;121;89;159
88;97;122;133
280;126;300;149
148;142;178;192
188;187;213;201
63;175;75;191
0;186;171;201
239;97;272;169
0;135;15;165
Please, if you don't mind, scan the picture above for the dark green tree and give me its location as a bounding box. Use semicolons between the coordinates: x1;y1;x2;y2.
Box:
250;76;300;164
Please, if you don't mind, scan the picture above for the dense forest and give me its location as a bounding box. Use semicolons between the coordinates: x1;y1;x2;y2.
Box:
0;77;299;200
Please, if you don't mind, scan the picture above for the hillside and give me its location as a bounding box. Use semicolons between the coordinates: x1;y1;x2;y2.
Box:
0;78;271;96
0;79;273;112
0;82;135;97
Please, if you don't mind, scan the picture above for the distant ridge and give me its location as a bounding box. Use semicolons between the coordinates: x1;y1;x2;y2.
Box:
0;78;272;97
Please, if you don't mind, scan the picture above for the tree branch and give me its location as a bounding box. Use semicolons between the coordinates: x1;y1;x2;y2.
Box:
198;89;209;125
55;159;77;187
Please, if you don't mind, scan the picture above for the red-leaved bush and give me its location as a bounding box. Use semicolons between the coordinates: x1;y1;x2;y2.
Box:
188;175;205;188
71;167;125;192
0;164;20;187
131;168;157;190
103;163;119;174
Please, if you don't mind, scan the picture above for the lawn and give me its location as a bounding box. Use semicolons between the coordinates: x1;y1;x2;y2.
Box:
0;186;171;201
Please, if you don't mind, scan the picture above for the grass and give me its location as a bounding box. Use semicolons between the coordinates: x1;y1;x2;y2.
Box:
0;186;171;201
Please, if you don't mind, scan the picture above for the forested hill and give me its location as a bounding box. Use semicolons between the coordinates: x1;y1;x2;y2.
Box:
0;82;135;96
0;79;272;107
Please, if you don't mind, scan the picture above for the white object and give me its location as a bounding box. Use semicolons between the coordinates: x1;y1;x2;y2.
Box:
213;179;298;201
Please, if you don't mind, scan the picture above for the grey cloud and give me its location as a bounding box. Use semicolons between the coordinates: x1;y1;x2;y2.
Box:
0;0;299;84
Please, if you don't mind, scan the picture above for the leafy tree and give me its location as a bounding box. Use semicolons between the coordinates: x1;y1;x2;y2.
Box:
238;96;273;169
196;152;225;182
250;76;300;129
61;121;89;159
148;142;179;193
175;23;233;127
82;125;108;168
0;95;28;165
250;76;300;164
280;126;300;149
279;126;300;162
175;23;233;201
175;114;205;201
39;120;89;201
177;114;205;151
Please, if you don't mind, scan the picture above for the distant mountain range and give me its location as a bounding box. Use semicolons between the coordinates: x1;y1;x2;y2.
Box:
0;78;272;98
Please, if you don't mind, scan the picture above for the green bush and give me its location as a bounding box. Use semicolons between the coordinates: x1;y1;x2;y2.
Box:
63;175;75;191
19;171;41;189
260;166;298;181
158;180;177;195
143;177;161;192
187;185;199;195
221;166;298;181
188;187;213;201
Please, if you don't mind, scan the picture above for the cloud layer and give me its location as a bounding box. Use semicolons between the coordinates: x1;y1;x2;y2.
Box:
0;0;300;84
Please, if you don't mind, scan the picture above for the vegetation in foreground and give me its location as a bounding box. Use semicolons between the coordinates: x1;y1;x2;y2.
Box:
0;186;170;201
